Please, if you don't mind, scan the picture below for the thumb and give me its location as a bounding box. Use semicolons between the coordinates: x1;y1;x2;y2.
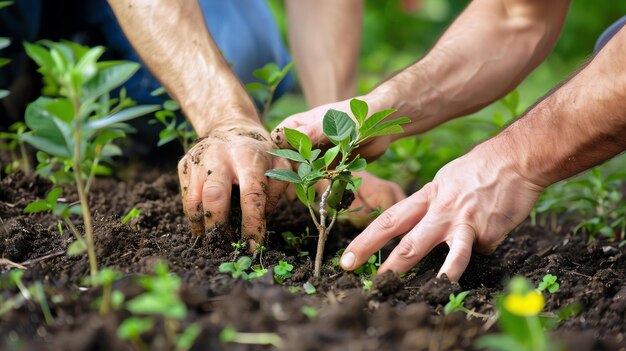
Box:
271;111;326;148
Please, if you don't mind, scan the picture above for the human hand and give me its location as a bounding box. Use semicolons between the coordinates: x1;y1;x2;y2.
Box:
177;121;291;250
338;142;544;281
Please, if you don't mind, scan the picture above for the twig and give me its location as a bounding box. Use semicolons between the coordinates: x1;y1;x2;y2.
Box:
0;258;27;270
19;250;65;267
563;269;592;280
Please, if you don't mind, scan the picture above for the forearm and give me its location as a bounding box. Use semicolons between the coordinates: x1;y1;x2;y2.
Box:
286;0;362;107
367;0;569;136
108;0;258;136
496;28;626;188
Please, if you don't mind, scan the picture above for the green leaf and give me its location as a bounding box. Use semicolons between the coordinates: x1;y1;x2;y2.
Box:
297;163;312;178
46;187;63;204
117;317;154;340
323;109;356;144
84;62;140;101
245;82;270;103
309;148;321;162
24;200;50;213
294;183;309;206
0;57;9;68
362;117;411;139
87;104;160;131
24;42;56;73
350;98;368;126
267;149;307;163
236;256;252;270
20;134;71;159
265;169;302;184
219;262;235;273
284;128;312;160
67;239;87;256
474;334;527;351
163;100;180;111
0;1;13;10
75;46;105;83
303;282;316;295
359;109;396;134
0;90;8;99
253;63;281;84
347;157;367;172
323;145;341;167
176;324;201;350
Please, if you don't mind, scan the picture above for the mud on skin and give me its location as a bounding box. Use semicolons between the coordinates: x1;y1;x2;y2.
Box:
0;171;625;350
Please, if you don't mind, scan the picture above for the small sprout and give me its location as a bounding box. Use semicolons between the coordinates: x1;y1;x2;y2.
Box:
362;279;373;292
149;88;197;153
444;291;470;314
288;286;300;294
301;306;318;319
231;241;246;258
84;268;122;315
245;62;294;118
354;254;379;277
117;317;154;351
273;260;294;283
8;269;30;299
303;282;316;295
219;256;265;281
219;326;283;348
176;324;201;351
537;274;560;294
121;207;142;225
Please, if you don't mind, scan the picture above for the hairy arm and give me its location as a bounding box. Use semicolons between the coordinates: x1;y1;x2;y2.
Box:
108;0;290;247
285;0;363;108
108;0;258;135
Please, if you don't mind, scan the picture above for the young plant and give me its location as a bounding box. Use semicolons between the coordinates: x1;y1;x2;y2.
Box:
266;98;410;277
303;281;317;295
121;207;142;228
149;87;197;153
231;241;246;258
117;317;154;351
21;40;160;284
86;268;123;315
281;228;317;256
122;261;200;351
24;188;86;256
444;291;489;319
353;253;380;277
537;274;559;294
245;62;293;118
475;276;556;351
273;260;294;283
301;306;318;320
362;279;373;292
0;122;31;175
219;256;267;281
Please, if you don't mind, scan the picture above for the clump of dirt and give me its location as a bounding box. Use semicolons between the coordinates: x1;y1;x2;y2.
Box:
1;171;625;350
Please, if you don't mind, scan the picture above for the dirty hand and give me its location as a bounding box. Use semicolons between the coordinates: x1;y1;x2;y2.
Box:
271;97;393;161
338;142;544;281
177;121;291;249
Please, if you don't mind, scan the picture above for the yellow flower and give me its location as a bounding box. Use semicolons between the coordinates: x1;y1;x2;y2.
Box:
503;290;545;316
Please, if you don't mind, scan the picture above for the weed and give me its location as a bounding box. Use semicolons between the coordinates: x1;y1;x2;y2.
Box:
21;40;159;284
353;253;379;277
273;260;294;282
266;98;409;276
245;62;293;118
303;281;316;295
537;274;559;294
231;241;246;258
362;279;373;292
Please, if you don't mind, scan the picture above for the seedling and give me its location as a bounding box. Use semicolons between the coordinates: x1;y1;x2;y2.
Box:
537;274;559;294
121;207;142;227
219;256;266;281
273;260;293;283
122;262;200;350
21;40;160;284
150;88;197;153
0;122;31;175
281;228;317;256
245;62;293;118
24;188;87;257
353;253;379;277
266;98;409;276
83;268;123;315
301;306;318;319
362;279;373;292
444;291;489;319
220;326;283;348
117;317;153;351
231;241;246;258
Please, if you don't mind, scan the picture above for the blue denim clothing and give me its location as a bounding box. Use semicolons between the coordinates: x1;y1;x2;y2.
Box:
0;0;294;104
595;15;626;53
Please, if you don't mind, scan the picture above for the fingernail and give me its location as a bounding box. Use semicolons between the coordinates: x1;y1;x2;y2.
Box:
340;252;355;269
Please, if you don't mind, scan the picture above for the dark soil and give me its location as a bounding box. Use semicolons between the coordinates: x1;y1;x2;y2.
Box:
1;171;625;351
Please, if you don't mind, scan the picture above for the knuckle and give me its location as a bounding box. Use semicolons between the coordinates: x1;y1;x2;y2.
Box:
242;191;265;206
396;237;417;261
377;210;397;230
202;185;226;203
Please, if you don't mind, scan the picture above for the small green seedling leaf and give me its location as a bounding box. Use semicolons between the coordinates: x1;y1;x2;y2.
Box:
303;282;316;295
444;291;470;314
121;207;142;224
274;261;293;279
284;128;312;160
301;306;318;319
67;239;87;256
537;274;559;294
117;317;154;340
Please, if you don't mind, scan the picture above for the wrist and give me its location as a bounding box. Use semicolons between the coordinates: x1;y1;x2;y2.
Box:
184;97;260;137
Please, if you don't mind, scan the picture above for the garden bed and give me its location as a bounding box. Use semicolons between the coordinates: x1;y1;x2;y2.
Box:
1;170;625;351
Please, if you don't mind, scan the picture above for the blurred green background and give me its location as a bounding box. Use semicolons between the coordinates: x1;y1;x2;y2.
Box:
266;0;626;190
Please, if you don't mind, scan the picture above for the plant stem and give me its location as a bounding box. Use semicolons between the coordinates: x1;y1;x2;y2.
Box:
261;86;276;119
83;150;101;195
314;182;334;277
100;284;111;315
72;96;98;284
228;331;283;348
18;141;31;176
